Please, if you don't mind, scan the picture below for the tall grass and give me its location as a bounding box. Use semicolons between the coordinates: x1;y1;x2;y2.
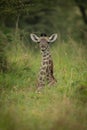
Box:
0;35;87;130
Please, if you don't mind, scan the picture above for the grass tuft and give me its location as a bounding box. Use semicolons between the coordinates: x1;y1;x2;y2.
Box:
0;37;87;130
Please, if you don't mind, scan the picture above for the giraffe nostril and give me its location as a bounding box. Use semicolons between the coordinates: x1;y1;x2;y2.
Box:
41;45;45;48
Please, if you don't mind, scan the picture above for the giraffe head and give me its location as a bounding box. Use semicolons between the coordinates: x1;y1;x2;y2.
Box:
30;33;57;51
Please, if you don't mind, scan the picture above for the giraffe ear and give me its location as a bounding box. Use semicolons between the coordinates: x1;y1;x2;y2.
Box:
30;33;40;43
48;34;57;43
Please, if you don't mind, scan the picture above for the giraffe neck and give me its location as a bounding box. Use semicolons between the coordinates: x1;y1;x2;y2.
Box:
37;46;56;89
37;47;51;86
41;47;51;62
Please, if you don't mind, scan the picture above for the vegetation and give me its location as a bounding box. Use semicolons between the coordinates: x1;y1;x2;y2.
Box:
0;34;87;130
0;0;87;130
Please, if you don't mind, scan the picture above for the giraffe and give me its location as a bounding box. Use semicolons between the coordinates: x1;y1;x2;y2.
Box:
30;33;57;91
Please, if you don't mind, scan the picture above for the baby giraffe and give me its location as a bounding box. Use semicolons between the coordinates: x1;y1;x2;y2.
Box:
30;33;57;91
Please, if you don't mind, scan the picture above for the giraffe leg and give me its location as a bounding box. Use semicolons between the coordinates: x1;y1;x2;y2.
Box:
46;60;57;86
48;76;57;86
46;70;57;86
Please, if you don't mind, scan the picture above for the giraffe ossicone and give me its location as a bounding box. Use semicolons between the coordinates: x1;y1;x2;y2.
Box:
30;33;57;91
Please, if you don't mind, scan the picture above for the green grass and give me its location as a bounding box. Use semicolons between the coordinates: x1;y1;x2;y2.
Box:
0;37;87;130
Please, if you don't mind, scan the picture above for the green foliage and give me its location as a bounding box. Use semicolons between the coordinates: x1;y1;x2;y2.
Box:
0;0;31;14
0;31;8;72
0;0;87;41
